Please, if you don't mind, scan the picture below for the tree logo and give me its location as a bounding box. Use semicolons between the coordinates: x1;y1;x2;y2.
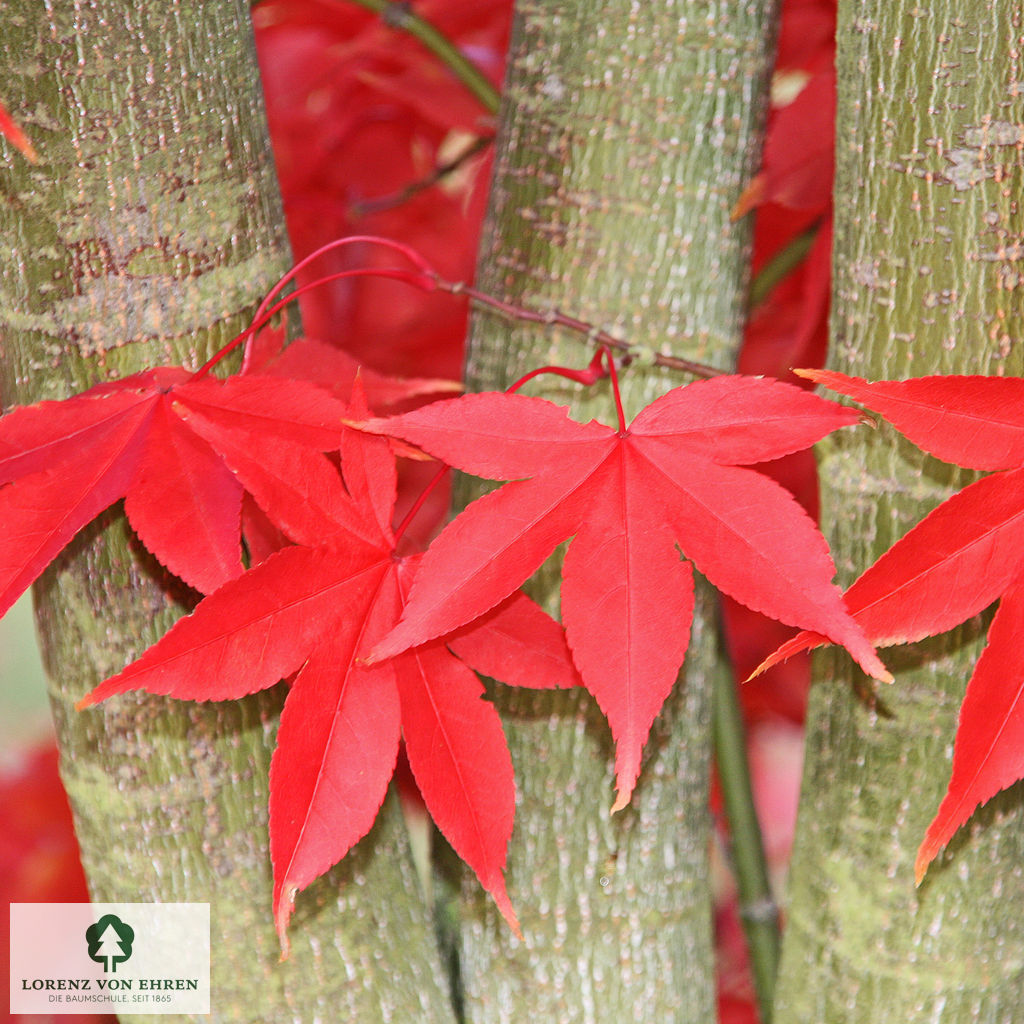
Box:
85;914;135;973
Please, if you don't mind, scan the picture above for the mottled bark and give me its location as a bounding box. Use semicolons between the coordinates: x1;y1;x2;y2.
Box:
773;1;1024;1021
456;1;778;1020
0;2;453;1021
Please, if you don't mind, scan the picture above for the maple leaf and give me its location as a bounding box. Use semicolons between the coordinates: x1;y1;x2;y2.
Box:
0;368;348;606
358;375;889;810
78;385;580;952
754;369;1024;881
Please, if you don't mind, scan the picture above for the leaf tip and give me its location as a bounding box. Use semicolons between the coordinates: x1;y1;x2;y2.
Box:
362;647;386;666
490;882;522;941
75;681;116;710
915;812;954;885
855;648;893;686
367;626;415;664
851;639;893;684
749;630;824;680
730;174;764;221
610;782;635;815
745;656;773;683
608;744;644;815
274;883;299;962
342;414;389;435
914;843;937;886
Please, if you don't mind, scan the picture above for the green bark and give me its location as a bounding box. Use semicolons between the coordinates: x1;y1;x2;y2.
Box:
456;1;778;1019
773;1;1024;1021
0;3;453;1021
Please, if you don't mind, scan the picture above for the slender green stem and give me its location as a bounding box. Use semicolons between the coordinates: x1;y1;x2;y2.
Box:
347;0;501;115
747;222;820;311
712;616;781;1023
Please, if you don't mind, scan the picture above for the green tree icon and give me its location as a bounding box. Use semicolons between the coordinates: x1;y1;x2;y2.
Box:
86;914;135;973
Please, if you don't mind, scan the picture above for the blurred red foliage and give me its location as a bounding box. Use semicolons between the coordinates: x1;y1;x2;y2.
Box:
253;0;511;381
2;743;115;1024
726;0;837;736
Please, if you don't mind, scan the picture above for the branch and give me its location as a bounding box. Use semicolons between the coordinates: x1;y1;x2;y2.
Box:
351;134;494;217
437;279;729;380
347;0;501;115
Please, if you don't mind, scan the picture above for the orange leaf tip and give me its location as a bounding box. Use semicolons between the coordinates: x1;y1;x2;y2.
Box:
610;780;636;815
492;889;523;942
914;847;934;887
914;826;947;886
342;415;390;434
848;647;892;686
745;658;772;683
731;174;764;221
342;418;435;462
386;438;436;462
275;884;299;961
16;137;38;163
747;629;828;681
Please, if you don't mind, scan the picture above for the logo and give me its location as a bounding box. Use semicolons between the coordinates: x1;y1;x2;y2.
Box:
85;914;135;973
10;903;210;1014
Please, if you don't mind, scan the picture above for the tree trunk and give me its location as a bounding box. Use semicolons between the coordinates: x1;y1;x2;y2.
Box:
773;1;1024;1020
0;2;454;1021
456;1;778;1019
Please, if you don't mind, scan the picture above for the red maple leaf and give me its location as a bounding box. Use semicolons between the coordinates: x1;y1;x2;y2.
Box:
78;384;581;952
0;368;349;605
359;375;889;810
755;369;1024;880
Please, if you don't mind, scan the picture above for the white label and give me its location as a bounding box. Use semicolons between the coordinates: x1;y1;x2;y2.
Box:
9;903;210;1015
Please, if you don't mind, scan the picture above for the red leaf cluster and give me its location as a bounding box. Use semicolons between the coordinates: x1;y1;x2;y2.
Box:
77;381;580;950
0;337;877;951
759;370;1024;880
19;0;1017;994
